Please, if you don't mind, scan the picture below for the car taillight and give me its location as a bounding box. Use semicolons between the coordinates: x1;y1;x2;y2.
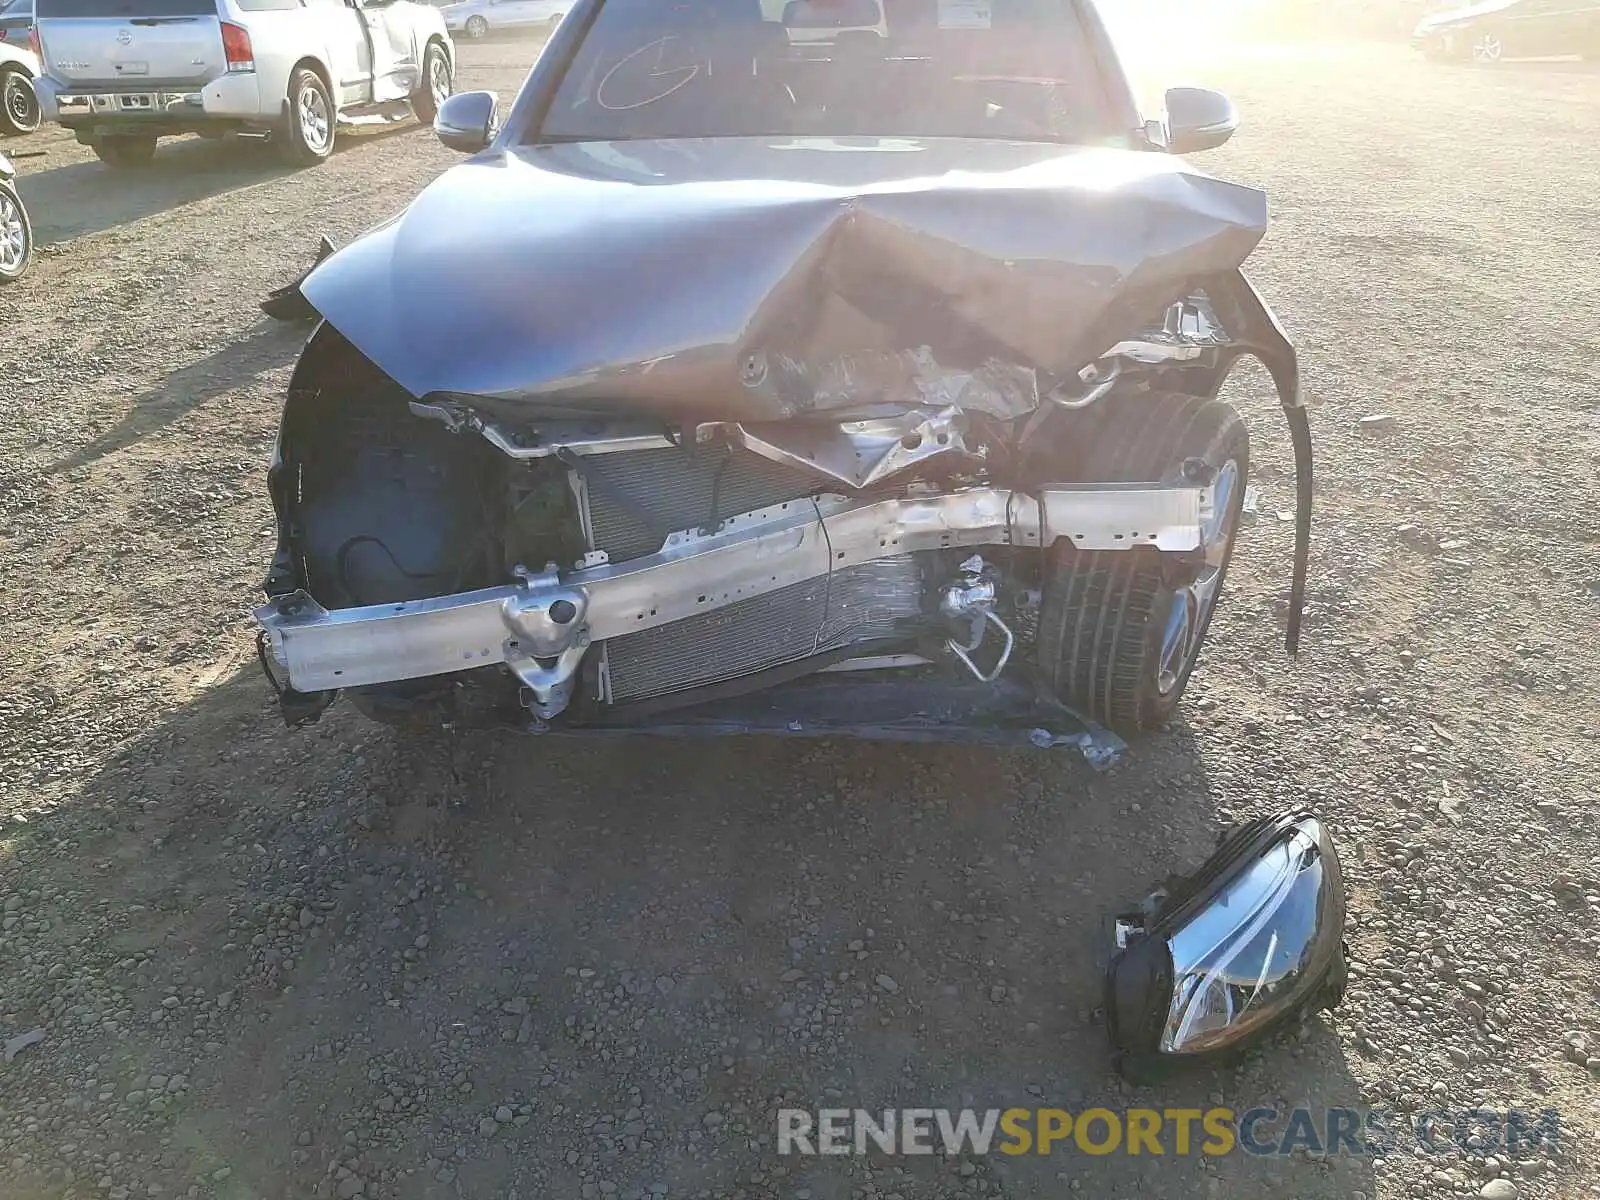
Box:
220;21;254;73
29;26;42;58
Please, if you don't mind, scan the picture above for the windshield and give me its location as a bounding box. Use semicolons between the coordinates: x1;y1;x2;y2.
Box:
534;0;1116;146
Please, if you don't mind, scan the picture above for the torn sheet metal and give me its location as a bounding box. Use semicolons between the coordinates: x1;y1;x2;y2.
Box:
297;136;1269;420
734;404;976;489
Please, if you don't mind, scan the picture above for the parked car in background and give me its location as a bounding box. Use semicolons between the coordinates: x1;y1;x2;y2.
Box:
0;0;33;46
1412;0;1600;61
440;0;564;39
32;0;455;168
0;39;38;135
0;148;29;281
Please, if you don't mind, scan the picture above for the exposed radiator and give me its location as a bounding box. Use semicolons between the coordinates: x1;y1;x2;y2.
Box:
602;556;927;704
582;445;830;564
576;444;927;704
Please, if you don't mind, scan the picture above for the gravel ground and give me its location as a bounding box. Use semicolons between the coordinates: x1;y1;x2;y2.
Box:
2;30;1599;1200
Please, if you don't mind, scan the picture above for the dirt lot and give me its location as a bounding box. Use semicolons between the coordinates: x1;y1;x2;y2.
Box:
2;30;1599;1200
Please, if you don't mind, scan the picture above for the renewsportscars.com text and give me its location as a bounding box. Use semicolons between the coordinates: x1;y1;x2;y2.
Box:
776;1107;1561;1158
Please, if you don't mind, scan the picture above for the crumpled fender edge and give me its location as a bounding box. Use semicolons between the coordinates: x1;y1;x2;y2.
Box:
260;236;338;322
1208;269;1311;656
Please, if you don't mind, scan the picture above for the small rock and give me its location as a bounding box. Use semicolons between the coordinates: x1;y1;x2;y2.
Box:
496;1106;514;1123
299;908;315;929
478;1118;499;1137
874;974;898;994
3;1027;45;1063
1478;1181;1519;1200
1359;413;1397;431
336;1176;365;1199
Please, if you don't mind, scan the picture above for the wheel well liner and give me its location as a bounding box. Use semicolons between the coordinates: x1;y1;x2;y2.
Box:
267;323;504;610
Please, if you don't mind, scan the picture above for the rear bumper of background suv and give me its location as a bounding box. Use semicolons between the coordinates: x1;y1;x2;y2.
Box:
37;72;263;128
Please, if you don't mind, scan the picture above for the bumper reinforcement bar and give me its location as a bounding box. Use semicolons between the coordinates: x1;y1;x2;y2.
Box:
256;483;1212;695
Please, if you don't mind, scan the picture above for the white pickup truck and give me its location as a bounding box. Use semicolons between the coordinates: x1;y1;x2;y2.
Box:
33;0;454;167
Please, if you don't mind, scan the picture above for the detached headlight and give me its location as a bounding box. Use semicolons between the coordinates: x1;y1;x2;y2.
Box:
1103;810;1347;1082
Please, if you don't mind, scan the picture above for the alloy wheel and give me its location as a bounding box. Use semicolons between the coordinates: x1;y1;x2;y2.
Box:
298;85;331;152
429;54;452;108
0;187;25;275
1472;33;1503;63
1156;458;1240;696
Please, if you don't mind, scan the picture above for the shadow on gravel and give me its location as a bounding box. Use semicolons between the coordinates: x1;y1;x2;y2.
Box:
46;317;305;475
20;137;294;242
2;655;1381;1200
22;123;425;242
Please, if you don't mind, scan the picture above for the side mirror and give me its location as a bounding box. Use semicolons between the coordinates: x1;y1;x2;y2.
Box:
435;90;499;154
1163;86;1238;154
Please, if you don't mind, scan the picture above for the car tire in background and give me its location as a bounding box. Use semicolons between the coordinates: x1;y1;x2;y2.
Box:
1036;391;1250;737
1469;30;1505;63
0;180;31;283
0;67;39;137
278;67;336;167
92;134;158;169
410;40;452;124
465;14;488;38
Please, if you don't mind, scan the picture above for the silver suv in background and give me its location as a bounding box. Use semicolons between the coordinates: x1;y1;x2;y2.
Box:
33;0;454;168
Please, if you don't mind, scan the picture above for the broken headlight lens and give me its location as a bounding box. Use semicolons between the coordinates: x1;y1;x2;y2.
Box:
1104;811;1346;1081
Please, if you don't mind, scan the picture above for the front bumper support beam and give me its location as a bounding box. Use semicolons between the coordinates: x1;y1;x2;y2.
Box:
256;483;1212;695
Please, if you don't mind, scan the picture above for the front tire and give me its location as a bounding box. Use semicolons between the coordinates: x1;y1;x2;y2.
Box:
465;14;488;38
0;67;39;136
410;40;452;124
278;67;335;167
1036;392;1250;736
0;180;31;283
92;134;158;168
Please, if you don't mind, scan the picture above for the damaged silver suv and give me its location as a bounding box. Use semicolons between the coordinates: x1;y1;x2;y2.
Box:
253;0;1313;750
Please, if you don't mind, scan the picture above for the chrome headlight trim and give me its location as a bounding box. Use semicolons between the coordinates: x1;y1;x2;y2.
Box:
1103;809;1347;1082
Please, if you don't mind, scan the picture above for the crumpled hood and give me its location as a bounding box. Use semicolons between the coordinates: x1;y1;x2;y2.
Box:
300;136;1269;421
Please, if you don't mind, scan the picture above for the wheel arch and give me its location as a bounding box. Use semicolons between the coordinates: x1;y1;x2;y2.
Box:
423;31;453;74
287;54;335;109
266;321;505;608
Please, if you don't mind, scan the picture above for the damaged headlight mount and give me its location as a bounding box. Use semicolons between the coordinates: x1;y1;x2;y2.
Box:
1103;809;1348;1082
